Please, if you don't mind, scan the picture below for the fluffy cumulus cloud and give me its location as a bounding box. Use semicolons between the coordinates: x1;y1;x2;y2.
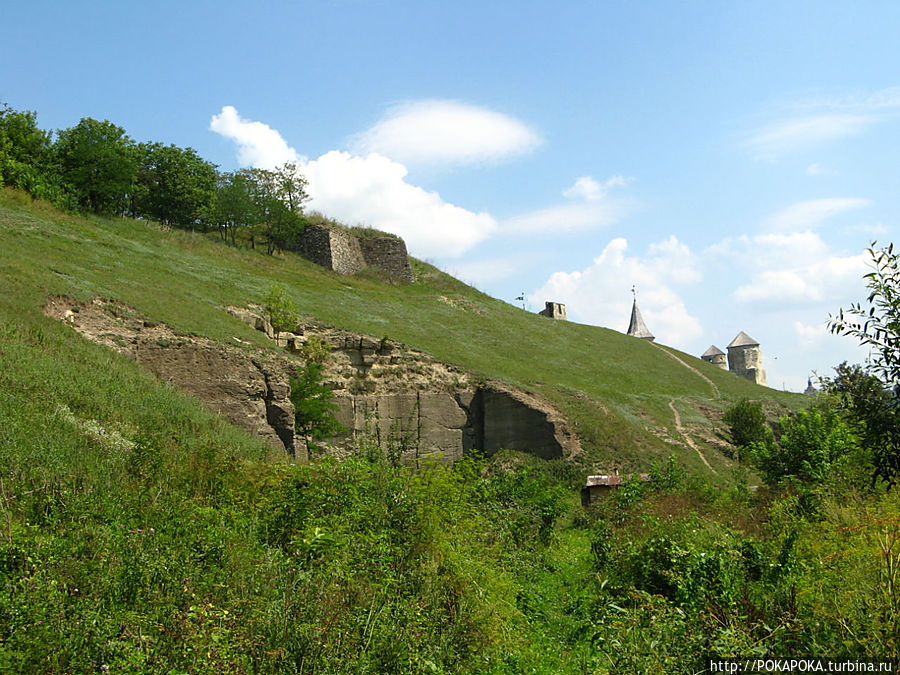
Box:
502;175;632;234
744;86;900;160
529;236;703;349
209;106;496;258
351;100;541;166
711;229;868;307
302;151;496;257
210;106;301;168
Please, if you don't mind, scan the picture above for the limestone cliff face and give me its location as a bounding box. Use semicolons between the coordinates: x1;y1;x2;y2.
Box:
44;297;581;463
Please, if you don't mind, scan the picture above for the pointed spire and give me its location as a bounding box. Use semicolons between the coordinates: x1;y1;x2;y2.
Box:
626;294;655;341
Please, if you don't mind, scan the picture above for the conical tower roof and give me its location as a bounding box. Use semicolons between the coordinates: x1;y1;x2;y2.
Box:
626;299;654;341
701;345;725;357
728;331;759;348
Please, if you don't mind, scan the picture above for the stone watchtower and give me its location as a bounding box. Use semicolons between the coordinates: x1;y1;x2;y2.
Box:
701;345;727;369
538;302;567;320
727;331;766;386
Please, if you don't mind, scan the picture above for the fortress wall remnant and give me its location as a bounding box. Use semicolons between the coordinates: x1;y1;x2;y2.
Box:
294;224;413;282
358;236;414;282
327;227;366;276
294;223;333;269
538;302;567;320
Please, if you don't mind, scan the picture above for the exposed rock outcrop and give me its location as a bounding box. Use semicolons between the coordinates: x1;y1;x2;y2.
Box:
44;297;581;464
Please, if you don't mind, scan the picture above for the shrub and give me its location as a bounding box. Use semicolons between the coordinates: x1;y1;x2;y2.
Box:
724;398;773;449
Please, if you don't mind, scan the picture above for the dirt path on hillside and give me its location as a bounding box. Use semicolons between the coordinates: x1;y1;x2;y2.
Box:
668;399;717;474
652;343;720;399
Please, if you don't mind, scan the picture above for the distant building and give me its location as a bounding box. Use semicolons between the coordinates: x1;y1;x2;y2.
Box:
626;298;654;341
701;345;727;369
726;331;766;386
581;472;651;506
538;301;567;320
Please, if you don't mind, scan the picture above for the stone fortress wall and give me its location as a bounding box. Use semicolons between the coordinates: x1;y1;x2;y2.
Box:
293;224;414;282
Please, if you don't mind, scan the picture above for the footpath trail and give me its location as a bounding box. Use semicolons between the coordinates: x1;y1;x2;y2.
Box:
649;343;720;474
668;399;717;474
651;343;720;399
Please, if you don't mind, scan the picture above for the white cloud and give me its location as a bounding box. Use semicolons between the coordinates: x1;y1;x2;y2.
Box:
210;106;496;258
763;198;870;232
350;100;541;166
744;86;900;160
529;236;703;349
562;175;629;201
502;175;632;234
728;232;867;306
746;113;873;160
209;106;301;168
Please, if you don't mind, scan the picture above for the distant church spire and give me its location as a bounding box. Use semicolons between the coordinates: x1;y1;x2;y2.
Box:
626;288;655;342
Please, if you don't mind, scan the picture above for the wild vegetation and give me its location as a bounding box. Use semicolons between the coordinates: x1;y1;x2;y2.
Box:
2;101;899;671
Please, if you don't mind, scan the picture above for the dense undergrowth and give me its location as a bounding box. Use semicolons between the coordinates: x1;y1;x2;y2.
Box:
1;309;896;671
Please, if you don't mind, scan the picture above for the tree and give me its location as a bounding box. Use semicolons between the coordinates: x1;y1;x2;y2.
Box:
752;407;856;484
262;283;298;338
723;398;771;448
0;103;54;198
53;118;137;214
290;337;343;452
133;142;217;229
829;243;900;483
209;170;255;244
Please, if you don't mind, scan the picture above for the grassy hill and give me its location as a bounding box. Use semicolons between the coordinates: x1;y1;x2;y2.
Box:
0;187;803;480
2;189;892;673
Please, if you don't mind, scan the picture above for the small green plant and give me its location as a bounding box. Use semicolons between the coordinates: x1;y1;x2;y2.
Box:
262;282;298;338
290;343;344;452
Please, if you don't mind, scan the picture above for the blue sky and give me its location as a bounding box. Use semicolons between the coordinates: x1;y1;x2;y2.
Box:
4;1;900;391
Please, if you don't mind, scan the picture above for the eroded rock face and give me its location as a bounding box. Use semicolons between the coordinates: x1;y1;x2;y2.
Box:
44;297;303;459
44;297;581;464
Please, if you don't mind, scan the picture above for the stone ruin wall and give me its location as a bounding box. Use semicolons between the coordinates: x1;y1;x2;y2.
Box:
294;224;413;282
327;227;366;276
358;236;414;282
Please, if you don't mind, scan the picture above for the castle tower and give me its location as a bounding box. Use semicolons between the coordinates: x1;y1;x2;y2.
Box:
700;345;727;369
727;331;766;386
626;298;654;342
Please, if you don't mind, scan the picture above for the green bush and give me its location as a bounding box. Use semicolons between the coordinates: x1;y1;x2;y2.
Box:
724;398;772;449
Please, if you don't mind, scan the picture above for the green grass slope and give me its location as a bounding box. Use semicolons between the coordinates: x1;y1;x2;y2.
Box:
0;188;804;477
6;189;879;674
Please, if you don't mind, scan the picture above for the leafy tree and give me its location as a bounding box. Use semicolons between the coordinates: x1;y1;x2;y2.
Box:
262;282;298;338
209;170;255;244
272;161;309;214
829;243;900;483
752;407;857;484
290;337;343;451
723;398;772;448
133;142;217;229
53;117;137;214
0;103;55;199
245;167;306;254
